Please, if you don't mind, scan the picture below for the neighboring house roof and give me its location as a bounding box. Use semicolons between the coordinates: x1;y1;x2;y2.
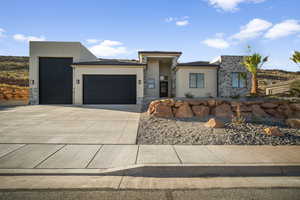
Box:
177;61;219;67
72;59;145;66
138;51;182;55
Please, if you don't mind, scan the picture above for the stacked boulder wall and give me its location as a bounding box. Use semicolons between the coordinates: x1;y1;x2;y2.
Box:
191;105;210;118
175;102;194;118
147;98;300;120
215;103;233;119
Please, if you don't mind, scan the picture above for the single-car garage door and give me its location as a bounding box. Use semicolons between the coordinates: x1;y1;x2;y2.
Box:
39;57;73;104
83;75;136;104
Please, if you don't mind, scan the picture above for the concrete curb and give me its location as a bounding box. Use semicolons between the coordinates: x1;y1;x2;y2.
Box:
0;164;299;177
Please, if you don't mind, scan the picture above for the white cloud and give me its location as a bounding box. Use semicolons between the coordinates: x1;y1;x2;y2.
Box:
231;18;272;40
265;19;300;39
0;28;5;37
86;39;100;44
13;34;45;42
207;0;266;12
176;20;189;26
88;40;128;57
165;17;174;23
165;16;190;26
202;38;230;49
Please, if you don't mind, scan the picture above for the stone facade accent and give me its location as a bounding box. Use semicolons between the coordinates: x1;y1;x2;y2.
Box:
29;88;38;105
218;56;251;97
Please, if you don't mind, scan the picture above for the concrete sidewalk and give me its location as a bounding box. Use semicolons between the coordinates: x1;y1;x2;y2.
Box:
0;144;299;176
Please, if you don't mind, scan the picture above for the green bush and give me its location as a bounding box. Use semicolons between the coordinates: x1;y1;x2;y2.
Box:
290;80;300;97
184;92;194;98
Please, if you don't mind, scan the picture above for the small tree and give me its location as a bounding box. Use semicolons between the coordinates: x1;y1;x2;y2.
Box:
241;46;268;94
290;51;300;67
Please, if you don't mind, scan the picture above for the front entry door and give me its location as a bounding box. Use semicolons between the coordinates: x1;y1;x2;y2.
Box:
160;81;168;97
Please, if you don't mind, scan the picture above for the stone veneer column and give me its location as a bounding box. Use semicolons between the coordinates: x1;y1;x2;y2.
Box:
29;88;38;104
218;56;251;97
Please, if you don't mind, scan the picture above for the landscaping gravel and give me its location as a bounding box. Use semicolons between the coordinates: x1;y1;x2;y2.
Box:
137;112;300;145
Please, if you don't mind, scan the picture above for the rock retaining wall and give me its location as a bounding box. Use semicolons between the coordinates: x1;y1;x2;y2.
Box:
148;98;300;120
0;84;29;103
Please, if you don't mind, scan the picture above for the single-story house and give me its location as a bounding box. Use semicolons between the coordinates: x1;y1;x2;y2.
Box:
29;41;251;105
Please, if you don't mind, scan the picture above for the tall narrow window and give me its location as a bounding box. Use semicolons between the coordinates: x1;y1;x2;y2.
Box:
231;72;246;88
189;73;204;88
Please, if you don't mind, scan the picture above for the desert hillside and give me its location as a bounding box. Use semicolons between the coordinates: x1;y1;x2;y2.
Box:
0;56;29;102
0;55;299;102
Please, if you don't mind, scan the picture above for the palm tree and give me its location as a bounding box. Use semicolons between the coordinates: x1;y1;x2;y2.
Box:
241;48;268;94
290;51;300;66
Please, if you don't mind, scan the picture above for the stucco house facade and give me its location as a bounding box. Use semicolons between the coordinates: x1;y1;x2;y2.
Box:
29;41;251;105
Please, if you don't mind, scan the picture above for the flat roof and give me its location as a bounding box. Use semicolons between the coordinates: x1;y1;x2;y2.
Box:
177;61;219;67
138;51;182;55
73;59;145;66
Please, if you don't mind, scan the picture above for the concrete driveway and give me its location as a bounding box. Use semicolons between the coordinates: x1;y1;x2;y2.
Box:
0;105;140;144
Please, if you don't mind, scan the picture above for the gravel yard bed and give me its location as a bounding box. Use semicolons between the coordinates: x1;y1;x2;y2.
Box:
137;112;300;145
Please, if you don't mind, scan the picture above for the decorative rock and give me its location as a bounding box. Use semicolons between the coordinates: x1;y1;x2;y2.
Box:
186;100;200;106
251;105;269;118
290;103;300;111
264;127;284;137
286;118;300;129
244;101;263;105
148;100;161;114
186;100;208;106
277;104;293;118
204;118;225;128
216;100;224;106
240;112;252;118
192;105;210;118
152;104;173;118
215;103;233;118
265;109;283;119
175;103;194;118
261;102;278;109
160;99;175;106
207;99;216;107
174;100;184;108
232;104;252;112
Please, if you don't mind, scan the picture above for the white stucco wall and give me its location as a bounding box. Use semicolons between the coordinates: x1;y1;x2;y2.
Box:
29;41;97;104
73;65;144;104
176;66;218;98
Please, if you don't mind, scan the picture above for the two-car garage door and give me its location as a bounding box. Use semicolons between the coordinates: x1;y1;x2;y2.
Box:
83;75;136;104
39;57;137;104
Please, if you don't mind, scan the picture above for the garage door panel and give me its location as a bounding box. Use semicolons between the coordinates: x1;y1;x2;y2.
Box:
39;57;73;104
83;75;136;104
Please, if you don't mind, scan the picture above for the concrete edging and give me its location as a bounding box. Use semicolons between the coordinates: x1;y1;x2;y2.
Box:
0;164;299;177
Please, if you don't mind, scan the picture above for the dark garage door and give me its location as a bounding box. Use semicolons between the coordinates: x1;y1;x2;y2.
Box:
83;75;136;104
39;57;73;104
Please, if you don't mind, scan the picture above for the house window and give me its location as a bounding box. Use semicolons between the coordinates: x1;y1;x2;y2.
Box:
189;73;204;88
232;72;246;88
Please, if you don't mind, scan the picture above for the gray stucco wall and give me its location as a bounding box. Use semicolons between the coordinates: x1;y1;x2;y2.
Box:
144;59;160;98
218;56;251;97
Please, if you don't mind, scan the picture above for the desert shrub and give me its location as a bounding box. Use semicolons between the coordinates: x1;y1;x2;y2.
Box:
245;93;259;99
230;94;240;99
290;80;300;97
184;92;194;98
231;103;246;125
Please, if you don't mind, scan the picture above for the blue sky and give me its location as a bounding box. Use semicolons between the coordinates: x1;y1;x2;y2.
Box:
0;0;300;71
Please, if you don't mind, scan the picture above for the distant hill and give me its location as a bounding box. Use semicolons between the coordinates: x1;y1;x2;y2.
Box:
0;56;29;87
257;69;300;94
